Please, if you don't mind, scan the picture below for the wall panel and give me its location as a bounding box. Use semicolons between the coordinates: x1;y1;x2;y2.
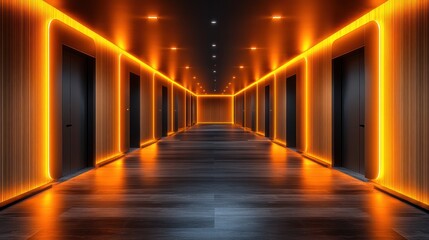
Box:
197;97;233;123
0;0;195;206
235;0;429;207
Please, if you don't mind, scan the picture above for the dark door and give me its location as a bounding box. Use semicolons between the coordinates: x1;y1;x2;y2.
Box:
191;96;196;125
286;75;297;148
265;85;270;138
251;93;256;131
174;93;178;131
333;48;365;175
242;95;245;127
129;73;140;148
186;94;190;127
62;46;94;177
162;86;168;137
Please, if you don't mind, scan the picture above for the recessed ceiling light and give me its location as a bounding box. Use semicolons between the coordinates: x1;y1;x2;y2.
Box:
239;65;244;69
214;89;217;92
228;82;231;85
212;55;216;58
212;44;217;47
214;79;217;82
211;20;217;24
171;47;177;51
213;70;216;73
185;66;190;69
200;86;203;88
147;15;158;21
226;86;228;89
232;76;236;79
250;46;257;51
193;76;197;79
197;82;200;85
272;15;282;20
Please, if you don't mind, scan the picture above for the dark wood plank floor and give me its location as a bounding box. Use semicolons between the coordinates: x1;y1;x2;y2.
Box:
1;124;429;240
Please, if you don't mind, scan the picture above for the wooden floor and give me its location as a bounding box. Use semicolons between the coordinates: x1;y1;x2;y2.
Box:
1;124;429;239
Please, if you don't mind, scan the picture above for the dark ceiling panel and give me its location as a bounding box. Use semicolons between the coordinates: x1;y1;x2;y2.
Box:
44;0;386;94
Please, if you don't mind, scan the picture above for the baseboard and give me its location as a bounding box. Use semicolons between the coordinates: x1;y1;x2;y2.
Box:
197;122;234;125
0;183;53;210
96;153;125;167
372;183;429;212
272;139;287;147
301;153;332;168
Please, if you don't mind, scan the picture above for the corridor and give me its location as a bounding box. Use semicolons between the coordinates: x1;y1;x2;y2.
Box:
0;125;428;240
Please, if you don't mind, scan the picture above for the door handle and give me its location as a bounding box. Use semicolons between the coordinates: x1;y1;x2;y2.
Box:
66;124;72;127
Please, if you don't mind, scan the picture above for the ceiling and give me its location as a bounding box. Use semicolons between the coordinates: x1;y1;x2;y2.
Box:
44;0;386;94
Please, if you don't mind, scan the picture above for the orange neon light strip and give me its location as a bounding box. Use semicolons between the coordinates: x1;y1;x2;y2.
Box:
197;94;234;97
46;19;53;179
118;54;122;153
152;73;156;139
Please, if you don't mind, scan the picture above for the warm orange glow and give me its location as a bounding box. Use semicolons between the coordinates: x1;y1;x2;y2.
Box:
199;95;233;97
185;66;190;69
171;83;174;132
273;74;277;140
170;47;178;51
140;139;156;147
256;83;259;132
152;73;156;139
304;57;309;153
118;54;122;153
198;122;233;124
239;65;244;69
4;0;428;209
232;0;396;181
46;19;53;180
272;15;282;20
147;16;158;21
250;46;257;51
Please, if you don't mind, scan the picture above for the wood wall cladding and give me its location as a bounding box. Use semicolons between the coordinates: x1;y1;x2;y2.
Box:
236;0;429;207
0;0;193;206
379;0;429;206
197;97;233;123
1;1;51;203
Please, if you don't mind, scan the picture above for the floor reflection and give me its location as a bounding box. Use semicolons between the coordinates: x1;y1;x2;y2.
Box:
0;125;428;239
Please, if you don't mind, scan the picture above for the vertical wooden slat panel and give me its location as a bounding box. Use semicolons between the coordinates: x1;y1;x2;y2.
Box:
197;97;233;123
238;0;429;206
0;0;193;205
